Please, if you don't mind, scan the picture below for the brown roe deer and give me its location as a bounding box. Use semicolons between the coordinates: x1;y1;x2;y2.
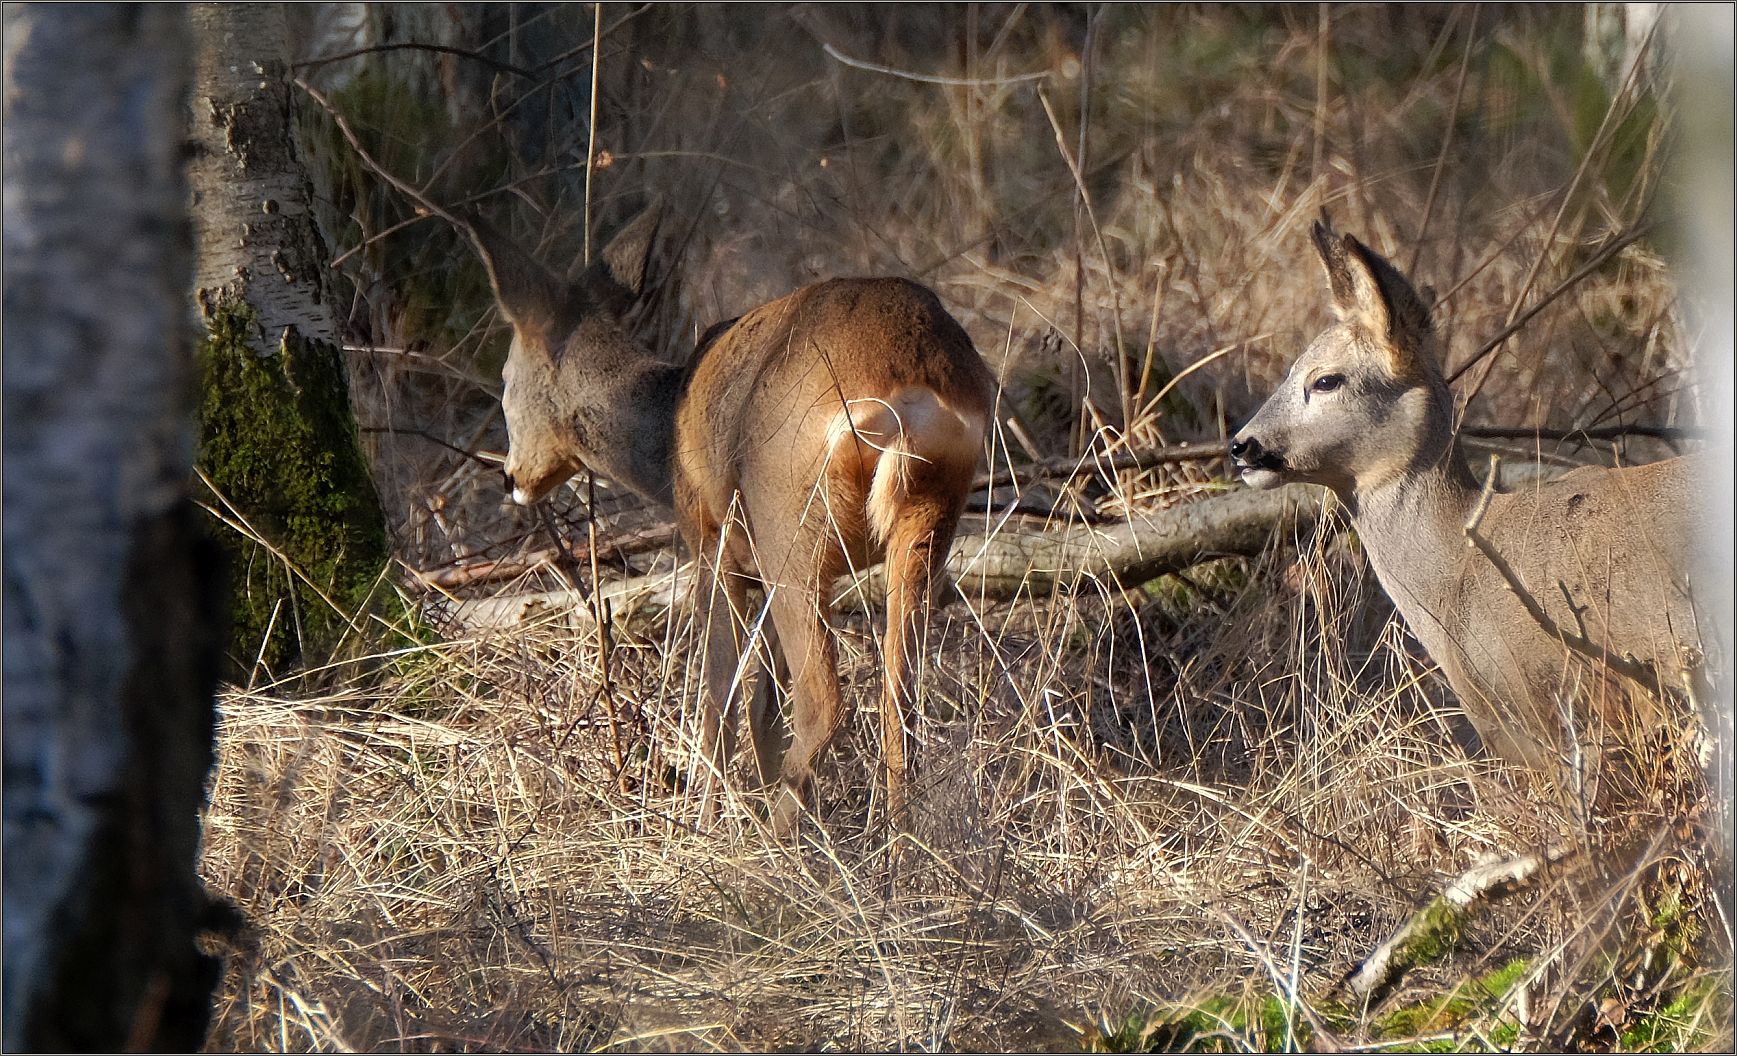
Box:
460;209;996;831
1232;222;1711;802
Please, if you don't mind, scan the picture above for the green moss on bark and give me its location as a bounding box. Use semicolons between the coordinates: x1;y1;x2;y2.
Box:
196;298;390;674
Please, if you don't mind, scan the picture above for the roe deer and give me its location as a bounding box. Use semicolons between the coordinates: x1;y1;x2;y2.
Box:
460;209;996;831
1232;221;1711;801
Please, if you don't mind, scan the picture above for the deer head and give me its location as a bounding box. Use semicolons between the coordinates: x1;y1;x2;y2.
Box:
461;207;673;506
1232;221;1453;499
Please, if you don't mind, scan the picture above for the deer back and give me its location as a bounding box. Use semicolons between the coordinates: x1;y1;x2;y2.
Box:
1412;453;1707;770
672;277;995;572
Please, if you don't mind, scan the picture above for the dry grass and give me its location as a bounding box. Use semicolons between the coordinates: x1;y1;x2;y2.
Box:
200;543;1572;1051
203;6;1729;1051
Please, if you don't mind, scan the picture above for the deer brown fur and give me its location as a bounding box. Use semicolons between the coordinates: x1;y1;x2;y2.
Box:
1233;221;1711;803
462;209;996;831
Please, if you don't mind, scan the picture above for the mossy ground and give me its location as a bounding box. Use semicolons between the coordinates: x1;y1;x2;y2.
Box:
1084;905;1732;1053
1085;960;1525;1053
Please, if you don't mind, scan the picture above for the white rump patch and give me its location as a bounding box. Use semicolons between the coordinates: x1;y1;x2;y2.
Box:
826;388;978;544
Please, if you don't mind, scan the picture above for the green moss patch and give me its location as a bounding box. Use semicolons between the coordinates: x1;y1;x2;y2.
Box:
1087;992;1342;1053
195;298;392;675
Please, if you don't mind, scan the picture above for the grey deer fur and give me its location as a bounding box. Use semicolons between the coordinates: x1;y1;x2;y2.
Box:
461;207;996;831
1232;221;1711;799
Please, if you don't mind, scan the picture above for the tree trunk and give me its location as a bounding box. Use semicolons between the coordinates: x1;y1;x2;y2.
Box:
2;5;225;1050
188;1;391;677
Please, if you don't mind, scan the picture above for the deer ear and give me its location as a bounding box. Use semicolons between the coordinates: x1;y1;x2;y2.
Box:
1311;222;1434;377
1342;235;1435;366
576;203;664;304
1311;220;1392;338
459;214;567;339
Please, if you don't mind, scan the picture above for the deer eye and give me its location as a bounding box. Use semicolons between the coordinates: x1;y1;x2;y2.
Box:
1310;373;1345;394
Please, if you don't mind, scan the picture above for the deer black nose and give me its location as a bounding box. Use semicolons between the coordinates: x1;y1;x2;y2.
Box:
1231;435;1286;474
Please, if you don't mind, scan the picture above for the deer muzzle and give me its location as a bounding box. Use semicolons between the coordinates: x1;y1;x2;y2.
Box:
1230;434;1287;490
503;467;547;507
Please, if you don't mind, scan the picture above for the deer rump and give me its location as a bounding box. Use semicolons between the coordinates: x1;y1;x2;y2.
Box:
674;278;989;576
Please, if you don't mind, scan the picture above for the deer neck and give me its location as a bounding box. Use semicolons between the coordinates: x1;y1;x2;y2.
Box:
1345;435;1480;630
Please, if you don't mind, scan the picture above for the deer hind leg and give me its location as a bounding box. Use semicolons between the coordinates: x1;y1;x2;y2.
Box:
712;567;788;792
847;388;981;826
877;483;968;826
746;614;788;789
757;472;862;834
692;556;742;818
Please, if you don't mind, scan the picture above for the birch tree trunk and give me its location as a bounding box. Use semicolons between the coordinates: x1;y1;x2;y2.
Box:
2;5;224;1050
188;1;391;675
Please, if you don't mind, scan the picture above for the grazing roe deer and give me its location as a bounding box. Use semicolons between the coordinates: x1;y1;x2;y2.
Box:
1232;222;1711;800
461;209;996;831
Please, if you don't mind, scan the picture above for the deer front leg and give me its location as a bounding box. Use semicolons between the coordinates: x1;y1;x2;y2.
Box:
692;559;735;821
745;613;787;789
692;550;770;821
709;566;788;792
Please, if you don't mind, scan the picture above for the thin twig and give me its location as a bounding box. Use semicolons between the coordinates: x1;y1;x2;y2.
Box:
973;442;1227;492
583;2;603;265
533;3;655;74
360;426;498;468
583;471;631;793
1461;16;1662;406
293;42;538;80
294;78;462;224
1139;339;1262;424
538;502;592;601
1313;3;1330;179
1461;424;1707;444
1409;4;1478;274
1036;83;1128;453
412;523;679;590
820;41;1050;87
911;148;1135;277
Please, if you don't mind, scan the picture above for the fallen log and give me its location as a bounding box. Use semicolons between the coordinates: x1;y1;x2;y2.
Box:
416;444;1574;595
431;482;1326;633
413;523;679;591
948;482;1321;596
421;445;1227;592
